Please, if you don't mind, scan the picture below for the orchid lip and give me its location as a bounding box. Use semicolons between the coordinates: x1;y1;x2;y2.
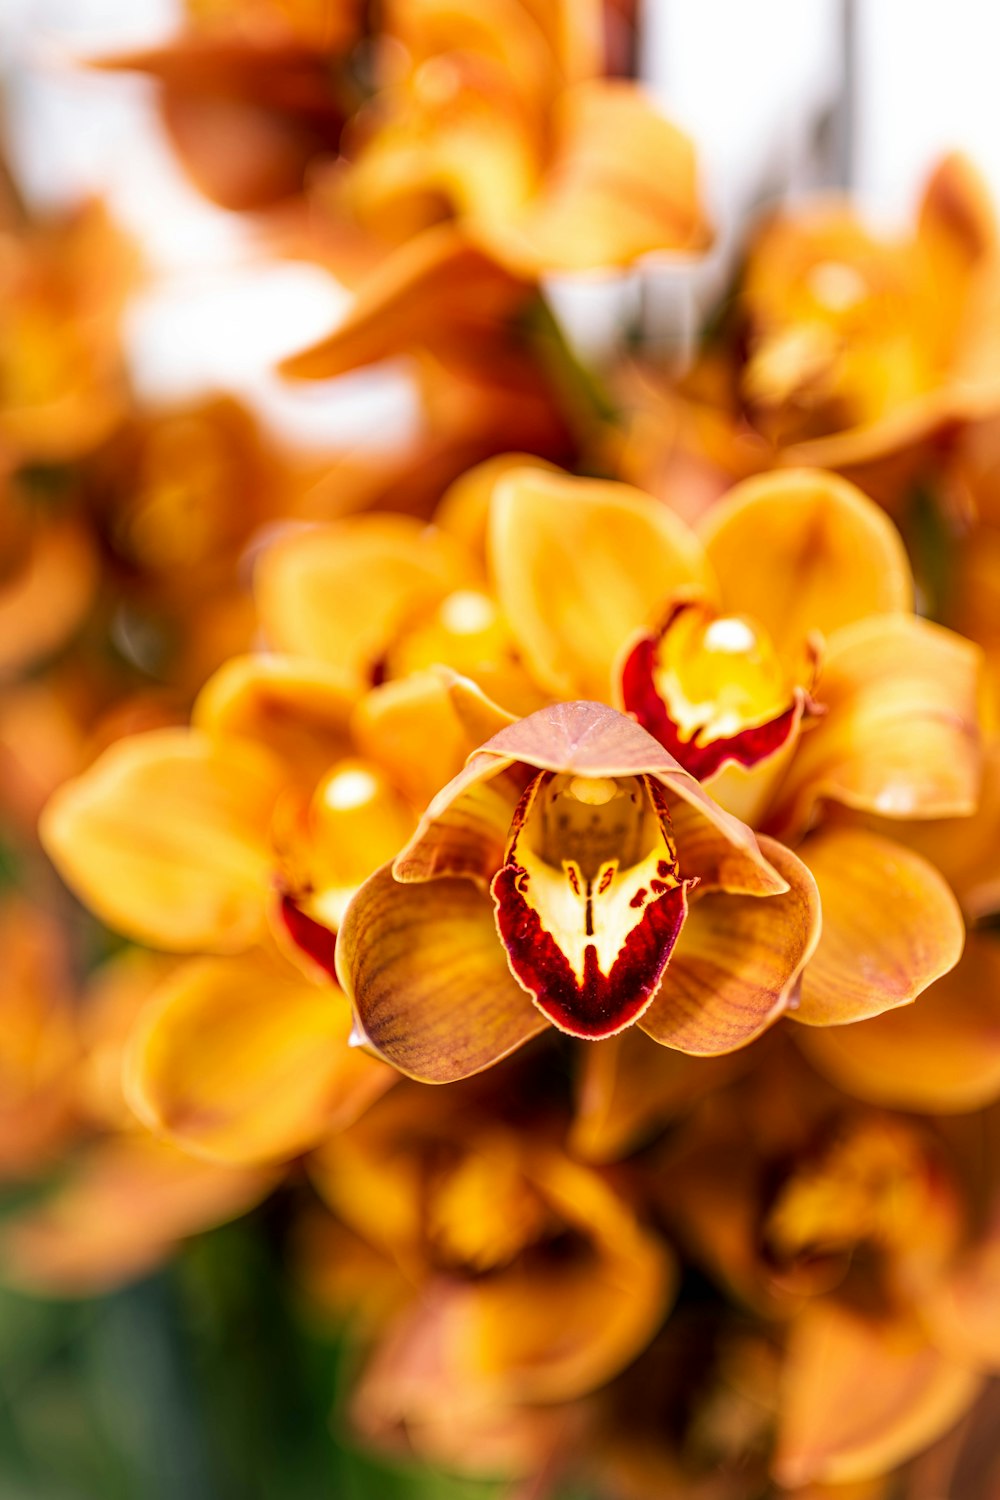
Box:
491;769;695;1038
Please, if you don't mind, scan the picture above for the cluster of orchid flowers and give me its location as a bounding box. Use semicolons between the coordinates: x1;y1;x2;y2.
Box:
4;2;1000;1497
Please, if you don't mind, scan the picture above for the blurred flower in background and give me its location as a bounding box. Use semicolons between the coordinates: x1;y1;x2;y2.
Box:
2;3;1000;1499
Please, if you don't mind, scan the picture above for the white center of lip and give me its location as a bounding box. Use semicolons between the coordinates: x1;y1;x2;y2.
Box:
323;767;379;811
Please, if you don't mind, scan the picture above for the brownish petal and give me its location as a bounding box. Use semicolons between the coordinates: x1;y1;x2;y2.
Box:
794;828;966;1026
773;1302;981;1488
769;615;982;835
641;837;820;1054
336;863;547;1083
796;932;1000;1113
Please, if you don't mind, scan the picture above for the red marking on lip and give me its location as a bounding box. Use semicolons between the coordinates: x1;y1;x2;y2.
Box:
277;892;339;980
621;631;803;782
492;862;691;1039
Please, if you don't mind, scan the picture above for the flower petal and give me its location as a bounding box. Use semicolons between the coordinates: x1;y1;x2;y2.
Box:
40;728;284;952
337;863;546;1083
794;827;966;1026
350;671;482;808
773;1302;981;1488
192;653;355;786
124;956;395;1166
489;468;712;700
700;470;913;670
641;836;820;1054
796;933;1000;1113
254;515;471;691
0;1134;275;1296
769;615;982;834
434;452;560;567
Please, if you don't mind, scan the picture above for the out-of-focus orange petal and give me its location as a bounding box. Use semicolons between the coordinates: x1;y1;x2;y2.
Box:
350;671;476;807
0;516;99;678
927;1212;1000;1371
337;863;546;1082
255;515;472;690
124;954;395;1165
192;653;355;785
571;1029;748;1163
280;225;534;379
77;948;178;1131
770;615;982;835
700;471;913;672
0;1134;276;1296
641;836;820;1055
434;452;560;566
40;728;284;952
794;828;965;1026
490;469;712;699
485;81;709;274
797;932;1000;1113
773;1302;981;1488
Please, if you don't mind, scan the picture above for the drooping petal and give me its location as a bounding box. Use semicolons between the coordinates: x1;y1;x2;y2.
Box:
796;933;1000;1113
769;614;982;835
40;728;285;952
492;771;693;1038
337;863;547;1083
773;1302;981;1488
794;828;965;1026
254;515;472;690
489;468;713;700
700;470;913;672
641;836;820;1054
0;1134;276;1296
124;956;396;1166
192;653;355;787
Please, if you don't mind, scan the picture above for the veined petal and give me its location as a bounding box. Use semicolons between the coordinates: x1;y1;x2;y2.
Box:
40;728;284;952
192;654;355;786
769;614;982;835
700;470;913;672
794;828;966;1026
254;515;472;691
492;770;693;1038
797;933;1000;1113
336;864;546;1083
489;469;713;700
641;837;820;1054
773;1302;981;1488
124;956;395;1166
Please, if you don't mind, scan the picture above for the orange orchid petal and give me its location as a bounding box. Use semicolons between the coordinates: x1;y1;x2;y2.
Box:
571;1029;747;1163
797;932;1000;1113
124;955;395;1166
770;614;982;835
193;653;356;784
700;470;913;671
927;1211;1000;1372
434;452;561;566
280;225;533;380
0;516;99;678
255;515;472;691
0;1134;276;1296
641;836;820;1054
40;728;284;952
485;81;710;274
489;468;712;700
773;1302;981;1488
794;828;965;1026
337;863;547;1083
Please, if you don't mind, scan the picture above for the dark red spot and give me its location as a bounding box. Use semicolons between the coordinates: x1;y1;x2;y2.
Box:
277;893;338;980
629;887;647;909
492;862;690;1039
621;629;803;782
